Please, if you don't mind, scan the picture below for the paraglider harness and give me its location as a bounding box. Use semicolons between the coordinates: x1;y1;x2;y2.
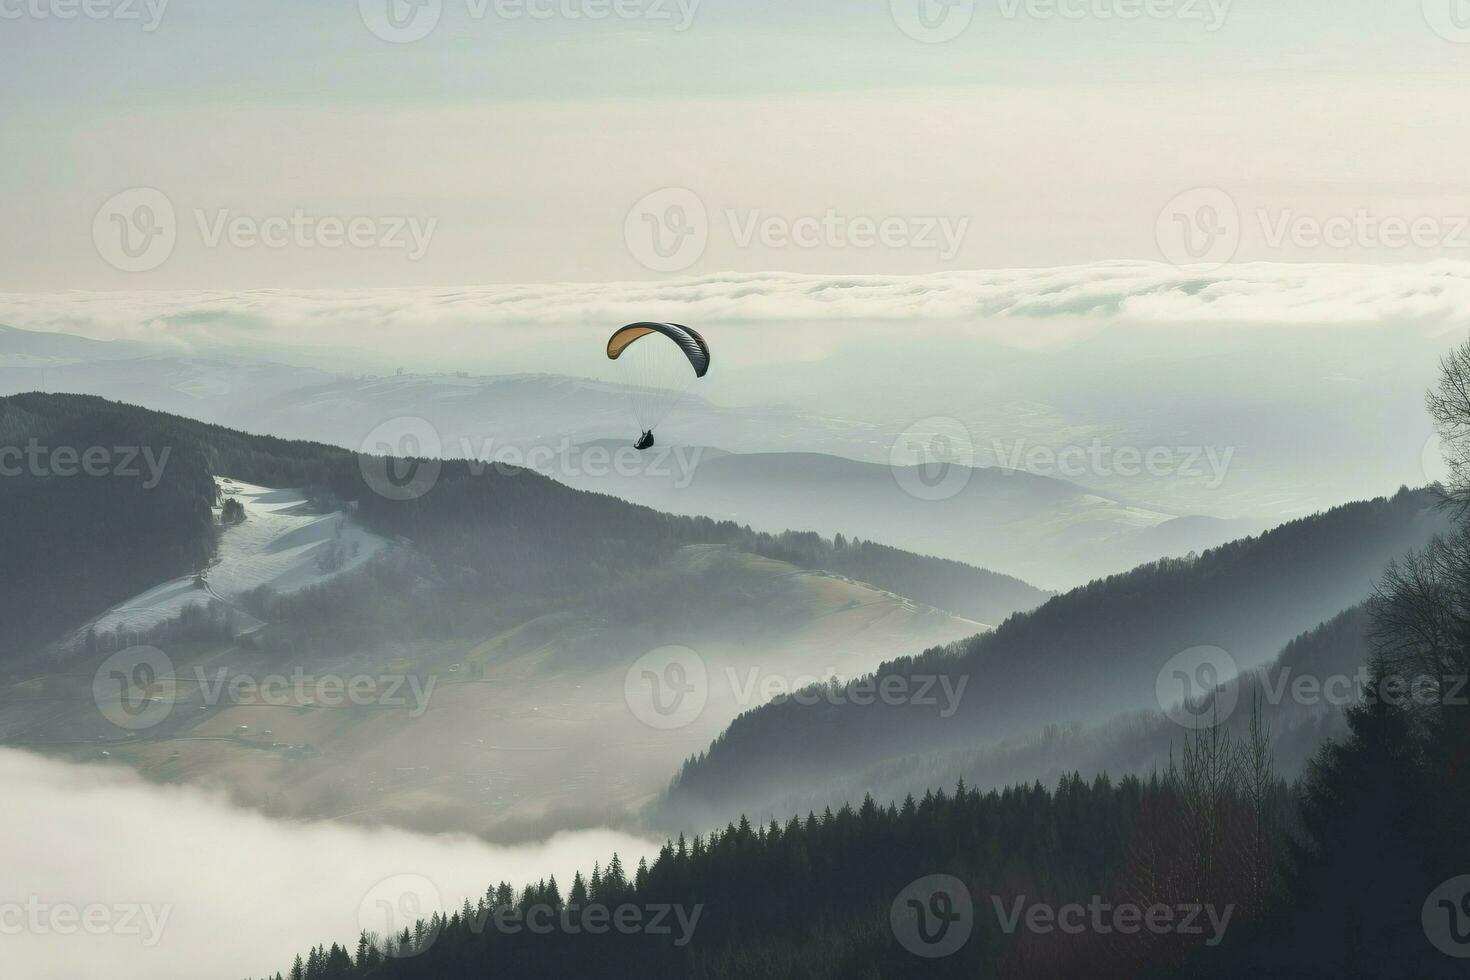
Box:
635;430;655;451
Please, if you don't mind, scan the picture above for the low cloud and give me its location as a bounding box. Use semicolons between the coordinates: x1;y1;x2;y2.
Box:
2;262;1469;355
0;749;657;980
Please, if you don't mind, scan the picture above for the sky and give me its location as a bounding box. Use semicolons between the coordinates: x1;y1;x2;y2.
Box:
2;0;1470;289
2;0;1468;520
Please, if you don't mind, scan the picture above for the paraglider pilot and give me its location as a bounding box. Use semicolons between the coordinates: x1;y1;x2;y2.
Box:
606;322;710;454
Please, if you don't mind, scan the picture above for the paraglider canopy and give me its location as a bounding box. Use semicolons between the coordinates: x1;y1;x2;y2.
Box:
606;323;710;445
606;322;710;377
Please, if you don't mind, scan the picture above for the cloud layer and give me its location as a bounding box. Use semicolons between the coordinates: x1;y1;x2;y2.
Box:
4;262;1470;354
0;749;657;980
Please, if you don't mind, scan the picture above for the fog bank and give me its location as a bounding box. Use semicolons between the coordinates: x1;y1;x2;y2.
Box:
0;749;658;980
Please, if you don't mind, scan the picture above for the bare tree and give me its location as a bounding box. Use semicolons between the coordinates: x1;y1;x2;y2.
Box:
1370;340;1470;714
1241;693;1276;915
1427;338;1470;503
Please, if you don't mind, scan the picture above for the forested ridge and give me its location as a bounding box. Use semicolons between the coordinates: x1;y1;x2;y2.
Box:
684;605;1376;835
260;675;1470;978
666;487;1449;817
258;743;1286;980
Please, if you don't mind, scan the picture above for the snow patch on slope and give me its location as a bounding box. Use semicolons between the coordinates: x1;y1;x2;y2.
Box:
83;480;387;640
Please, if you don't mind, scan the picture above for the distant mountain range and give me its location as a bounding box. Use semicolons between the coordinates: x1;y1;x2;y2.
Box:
0;323;1264;589
1;317;1448;527
545;444;1263;589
